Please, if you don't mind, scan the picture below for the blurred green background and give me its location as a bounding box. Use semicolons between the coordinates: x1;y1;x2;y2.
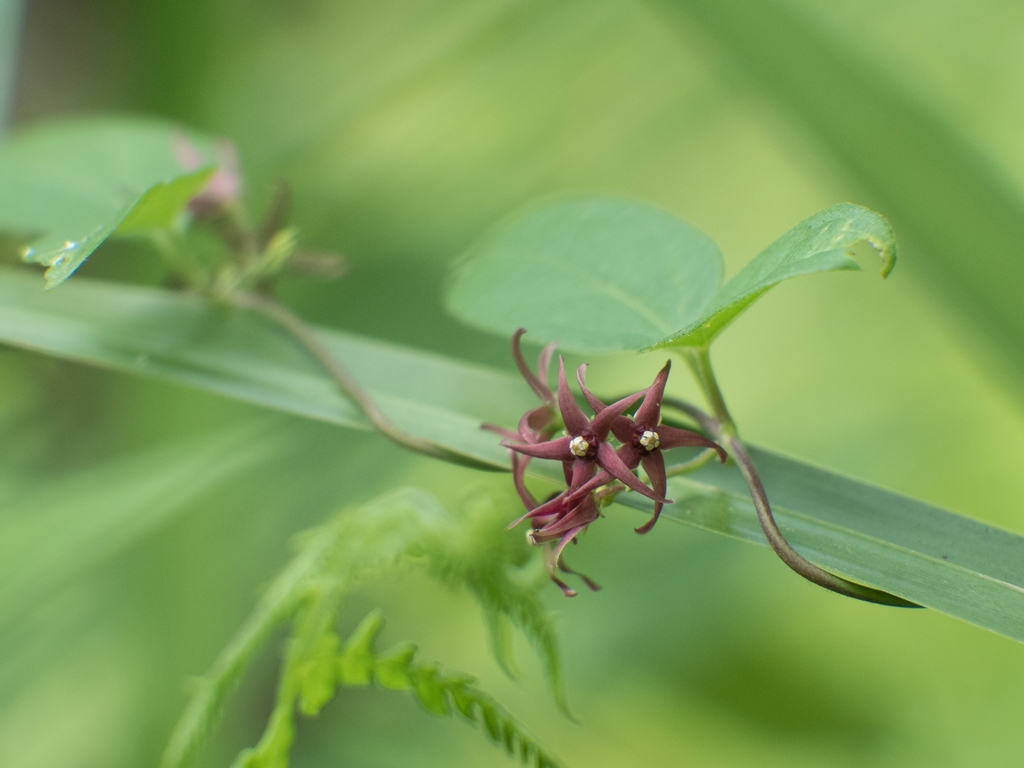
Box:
4;0;1024;766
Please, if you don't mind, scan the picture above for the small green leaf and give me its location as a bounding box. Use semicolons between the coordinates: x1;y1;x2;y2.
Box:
479;701;501;743
410;664;451;716
292;594;342;717
117;168;216;232
648;203;897;349
0;117;220;288
447;681;477;719
374;642;417;690
500;716;516;755
446;197;723;353
337;610;384;686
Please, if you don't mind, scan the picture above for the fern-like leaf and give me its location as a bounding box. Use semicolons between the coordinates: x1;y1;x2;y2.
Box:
426;493;569;713
338;610;565;768
162;488;567;768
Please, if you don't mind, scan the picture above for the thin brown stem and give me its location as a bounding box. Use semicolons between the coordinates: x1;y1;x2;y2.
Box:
226;290;495;469
661;396;917;608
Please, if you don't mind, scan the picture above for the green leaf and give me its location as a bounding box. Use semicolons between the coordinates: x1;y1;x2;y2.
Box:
332;609;563;768
374;642;417;690
337;610;384;686
446;197;723;354
647;203;896;349
292;590;342;717
410;664;452;716
4;269;1024;644
117;169;216;232
446;197;892;354
0;117;218;288
425;493;570;715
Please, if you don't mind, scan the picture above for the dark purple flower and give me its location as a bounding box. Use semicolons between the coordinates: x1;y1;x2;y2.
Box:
502;358;668;505
573;361;727;533
482;329;559;508
504;490;602;597
489;331;726;595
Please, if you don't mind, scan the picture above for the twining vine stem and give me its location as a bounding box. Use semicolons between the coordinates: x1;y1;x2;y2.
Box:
225;290;486;468
665;346;917;608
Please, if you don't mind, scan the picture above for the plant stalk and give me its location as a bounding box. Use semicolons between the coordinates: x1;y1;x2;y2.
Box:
665;364;917;607
226;290;494;469
680;346;736;435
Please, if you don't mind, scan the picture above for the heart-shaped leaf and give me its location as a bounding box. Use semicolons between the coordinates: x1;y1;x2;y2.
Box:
446;197;723;353
647;203;896;349
0;117;220;288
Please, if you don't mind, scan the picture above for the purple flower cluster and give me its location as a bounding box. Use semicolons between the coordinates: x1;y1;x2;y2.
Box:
487;330;727;596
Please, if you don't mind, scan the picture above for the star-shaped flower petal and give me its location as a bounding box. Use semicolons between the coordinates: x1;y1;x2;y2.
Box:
572;361;727;533
482;329;561;507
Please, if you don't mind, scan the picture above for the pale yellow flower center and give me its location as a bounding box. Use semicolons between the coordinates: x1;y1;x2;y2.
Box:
638;430;660;451
569;436;590;457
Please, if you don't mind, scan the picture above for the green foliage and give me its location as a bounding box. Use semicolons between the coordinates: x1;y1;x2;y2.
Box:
329;610;563;768
647;204;896;349
425;494;569;713
232;603;564;768
4;267;1024;641
446;197;723;353
161;488;564;768
446;197;894;353
0;118;219;288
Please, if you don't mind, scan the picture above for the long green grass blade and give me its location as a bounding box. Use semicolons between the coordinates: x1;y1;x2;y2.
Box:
617;449;1024;641
2;267;1024;640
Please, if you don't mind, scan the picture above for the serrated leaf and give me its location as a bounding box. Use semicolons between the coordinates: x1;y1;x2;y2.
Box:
292;592;342;717
410;665;451;716
0;117;219;288
479;702;501;743
648;203;896;349
337;610;384;687
374;642;417;690
446;197;722;354
449;684;476;719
